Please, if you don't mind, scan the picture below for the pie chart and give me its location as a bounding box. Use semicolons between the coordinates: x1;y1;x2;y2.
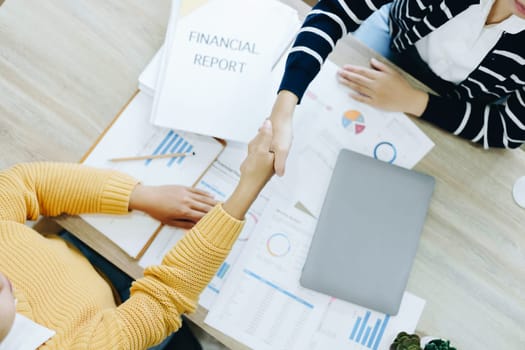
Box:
342;110;366;134
266;233;291;257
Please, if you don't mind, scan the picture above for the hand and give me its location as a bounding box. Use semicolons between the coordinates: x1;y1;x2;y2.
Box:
268;90;298;176
338;58;429;116
223;119;275;219
270;117;293;177
240;119;276;190
129;185;218;229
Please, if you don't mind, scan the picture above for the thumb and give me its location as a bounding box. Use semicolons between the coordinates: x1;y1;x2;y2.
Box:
255;119;273;151
370;57;390;72
274;149;287;176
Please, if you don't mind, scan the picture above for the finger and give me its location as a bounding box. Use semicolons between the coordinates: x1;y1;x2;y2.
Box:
342;78;373;97
188;187;214;198
338;71;374;92
191;193;219;207
254;119;273;152
369;57;392;73
189;199;215;213
349;91;373;105
247;119;272;153
274;146;288;176
169;219;195;229
341;64;380;80
181;208;208;222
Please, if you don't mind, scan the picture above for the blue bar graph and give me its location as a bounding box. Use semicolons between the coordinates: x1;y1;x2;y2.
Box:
362;326;371;345
216;262;230;279
244;269;314;309
349;311;390;350
357;311;371;343
144;131;193;167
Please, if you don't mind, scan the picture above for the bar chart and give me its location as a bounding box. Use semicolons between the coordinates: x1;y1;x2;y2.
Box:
216;262;230;279
144;130;194;167
349;310;390;350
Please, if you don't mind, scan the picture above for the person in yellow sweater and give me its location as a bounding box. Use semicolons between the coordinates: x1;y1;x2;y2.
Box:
0;120;276;349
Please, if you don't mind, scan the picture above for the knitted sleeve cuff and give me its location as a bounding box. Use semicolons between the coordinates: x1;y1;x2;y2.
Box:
99;172;139;215
196;204;245;250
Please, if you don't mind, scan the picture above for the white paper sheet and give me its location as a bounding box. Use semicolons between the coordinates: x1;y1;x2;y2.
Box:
205;201;426;350
274;61;435;217
205;200;330;350
306;293;425;350
81;92;224;258
150;0;300;142
0;314;55;350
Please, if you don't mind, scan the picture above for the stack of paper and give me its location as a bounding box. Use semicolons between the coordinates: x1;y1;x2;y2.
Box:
149;0;301;143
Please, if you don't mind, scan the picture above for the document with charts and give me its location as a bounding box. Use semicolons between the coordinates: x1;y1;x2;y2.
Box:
205;200;425;350
273;60;435;217
150;0;300;142
81;92;224;259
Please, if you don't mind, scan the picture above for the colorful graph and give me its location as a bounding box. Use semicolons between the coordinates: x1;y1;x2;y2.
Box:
266;233;291;257
349;310;390;350
342;110;366;134
373;141;397;164
145;130;194;167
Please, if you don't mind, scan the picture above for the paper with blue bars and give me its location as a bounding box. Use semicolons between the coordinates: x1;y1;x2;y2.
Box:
81;92;224;258
205;199;425;350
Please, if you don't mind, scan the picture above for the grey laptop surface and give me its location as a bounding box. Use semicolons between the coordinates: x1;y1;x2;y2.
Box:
300;149;435;315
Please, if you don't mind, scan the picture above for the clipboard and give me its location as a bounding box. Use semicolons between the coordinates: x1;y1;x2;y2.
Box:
80;90;226;260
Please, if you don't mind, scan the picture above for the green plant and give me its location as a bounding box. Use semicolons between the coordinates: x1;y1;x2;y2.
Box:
390;332;422;350
424;339;457;350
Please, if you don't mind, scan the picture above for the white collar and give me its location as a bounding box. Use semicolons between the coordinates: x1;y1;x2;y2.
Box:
0;314;55;350
482;0;525;33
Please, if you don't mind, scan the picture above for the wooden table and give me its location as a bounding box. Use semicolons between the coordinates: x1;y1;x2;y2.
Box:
2;0;524;349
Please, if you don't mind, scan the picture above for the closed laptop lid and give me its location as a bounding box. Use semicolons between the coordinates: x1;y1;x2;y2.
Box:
300;149;435;315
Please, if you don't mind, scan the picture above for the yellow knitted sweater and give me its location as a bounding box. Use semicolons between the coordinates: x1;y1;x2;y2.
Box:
0;163;244;349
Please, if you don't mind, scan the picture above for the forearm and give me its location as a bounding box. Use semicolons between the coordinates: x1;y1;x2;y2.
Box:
0;163;137;221
117;204;243;349
270;90;298;122
223;179;266;220
420;93;525;148
280;0;389;101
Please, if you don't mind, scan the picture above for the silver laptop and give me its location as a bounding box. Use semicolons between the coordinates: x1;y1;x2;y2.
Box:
300;149;434;315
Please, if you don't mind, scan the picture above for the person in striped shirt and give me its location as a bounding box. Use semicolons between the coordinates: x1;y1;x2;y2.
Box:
268;0;525;176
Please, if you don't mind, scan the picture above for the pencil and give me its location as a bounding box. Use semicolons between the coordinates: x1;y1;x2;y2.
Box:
109;152;196;162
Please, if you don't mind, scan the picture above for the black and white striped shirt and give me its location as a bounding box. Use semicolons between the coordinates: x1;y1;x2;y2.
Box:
279;0;525;148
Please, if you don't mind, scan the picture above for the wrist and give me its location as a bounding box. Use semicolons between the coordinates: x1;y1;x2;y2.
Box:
128;184;149;212
406;90;429;117
222;183;260;220
271;90;298;122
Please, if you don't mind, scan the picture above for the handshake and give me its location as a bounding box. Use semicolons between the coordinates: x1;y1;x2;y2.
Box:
129;119;276;223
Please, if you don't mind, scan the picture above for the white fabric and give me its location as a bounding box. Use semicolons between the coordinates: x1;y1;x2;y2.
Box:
415;0;525;84
0;314;55;350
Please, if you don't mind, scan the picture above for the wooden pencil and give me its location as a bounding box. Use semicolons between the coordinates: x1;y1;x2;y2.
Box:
109;151;196;162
